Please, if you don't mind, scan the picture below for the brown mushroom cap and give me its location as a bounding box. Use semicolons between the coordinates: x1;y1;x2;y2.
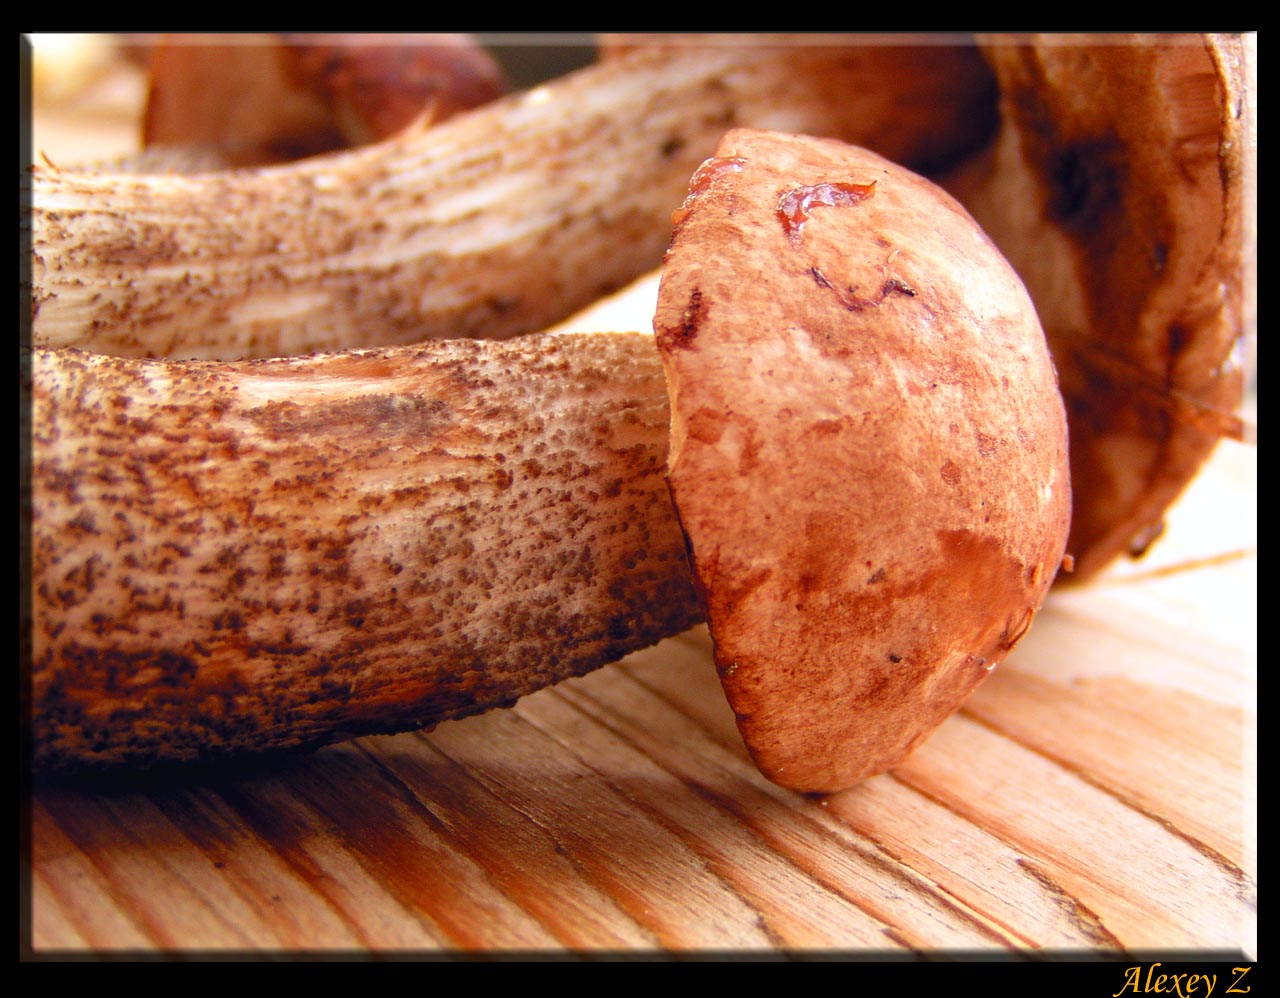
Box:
142;33;507;168
946;33;1253;582
654;129;1071;793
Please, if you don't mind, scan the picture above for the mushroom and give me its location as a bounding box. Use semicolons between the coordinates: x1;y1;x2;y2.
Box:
942;33;1254;581
139;33;508;168
28;129;1070;793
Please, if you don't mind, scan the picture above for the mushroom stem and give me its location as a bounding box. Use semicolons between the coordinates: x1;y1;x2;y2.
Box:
28;332;701;771
28;37;997;360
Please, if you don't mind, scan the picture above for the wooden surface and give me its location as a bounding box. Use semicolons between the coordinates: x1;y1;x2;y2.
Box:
22;37;1257;959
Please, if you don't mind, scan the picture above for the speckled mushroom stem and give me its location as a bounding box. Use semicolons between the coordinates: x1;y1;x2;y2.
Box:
27;37;997;361
28;331;701;771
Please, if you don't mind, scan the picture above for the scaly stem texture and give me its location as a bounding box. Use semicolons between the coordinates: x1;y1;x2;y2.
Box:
28;40;997;359
30;332;701;770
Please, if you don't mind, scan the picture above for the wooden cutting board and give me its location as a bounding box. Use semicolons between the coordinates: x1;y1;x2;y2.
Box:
22;39;1256;958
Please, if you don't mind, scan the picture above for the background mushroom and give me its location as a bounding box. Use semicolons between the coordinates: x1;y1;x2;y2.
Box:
140;33;509;168
28;36;998;360
942;33;1253;582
